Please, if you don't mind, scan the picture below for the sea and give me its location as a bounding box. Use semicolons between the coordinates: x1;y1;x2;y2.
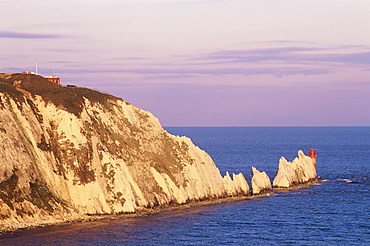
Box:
1;127;369;245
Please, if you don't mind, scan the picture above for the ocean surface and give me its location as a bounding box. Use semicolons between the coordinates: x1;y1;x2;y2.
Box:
1;127;369;245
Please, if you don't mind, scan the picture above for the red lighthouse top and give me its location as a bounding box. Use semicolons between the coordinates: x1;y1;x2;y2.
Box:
307;149;318;158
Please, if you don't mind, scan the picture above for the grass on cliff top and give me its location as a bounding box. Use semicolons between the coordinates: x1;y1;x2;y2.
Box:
0;73;121;116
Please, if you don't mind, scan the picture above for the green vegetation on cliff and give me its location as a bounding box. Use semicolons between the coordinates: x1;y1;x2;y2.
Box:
0;73;120;116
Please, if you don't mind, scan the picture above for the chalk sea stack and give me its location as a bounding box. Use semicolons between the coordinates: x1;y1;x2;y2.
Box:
251;167;273;195
0;73;250;231
273;150;320;189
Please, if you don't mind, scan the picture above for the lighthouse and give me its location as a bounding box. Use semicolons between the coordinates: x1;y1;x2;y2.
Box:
307;149;318;169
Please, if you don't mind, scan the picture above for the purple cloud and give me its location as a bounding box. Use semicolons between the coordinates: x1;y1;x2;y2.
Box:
42;48;85;53
0;31;64;39
197;47;317;63
61;66;330;78
303;52;370;64
199;46;370;65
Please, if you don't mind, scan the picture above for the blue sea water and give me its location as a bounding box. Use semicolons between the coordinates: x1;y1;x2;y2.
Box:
1;127;369;245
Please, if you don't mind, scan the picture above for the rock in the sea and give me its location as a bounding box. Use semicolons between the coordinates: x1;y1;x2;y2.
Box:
251;167;272;195
0;74;250;231
272;150;318;188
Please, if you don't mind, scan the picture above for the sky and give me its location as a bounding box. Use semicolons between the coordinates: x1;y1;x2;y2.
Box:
1;0;370;126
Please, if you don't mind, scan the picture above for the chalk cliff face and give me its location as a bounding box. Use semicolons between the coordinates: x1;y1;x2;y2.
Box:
251;167;272;195
0;74;250;231
272;150;318;188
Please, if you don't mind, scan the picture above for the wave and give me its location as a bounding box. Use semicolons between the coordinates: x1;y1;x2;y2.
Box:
337;178;362;184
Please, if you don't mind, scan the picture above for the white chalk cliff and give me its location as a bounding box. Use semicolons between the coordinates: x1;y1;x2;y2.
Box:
251;167;272;195
273;150;319;188
0;74;250;231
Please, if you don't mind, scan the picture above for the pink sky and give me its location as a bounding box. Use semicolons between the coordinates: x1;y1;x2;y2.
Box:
1;0;370;126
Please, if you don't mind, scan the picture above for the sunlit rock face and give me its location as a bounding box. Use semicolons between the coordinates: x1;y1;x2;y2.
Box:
251;167;272;195
0;74;250;231
272;150;318;189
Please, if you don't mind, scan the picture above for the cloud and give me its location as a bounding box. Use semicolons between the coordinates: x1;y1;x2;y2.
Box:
0;31;64;39
143;74;197;81
199;46;370;65
15;41;363;81
112;57;150;61
304;52;370;64
194;47;313;64
61;66;330;78
42;48;85;53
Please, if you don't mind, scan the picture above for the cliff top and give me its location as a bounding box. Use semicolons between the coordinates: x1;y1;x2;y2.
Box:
0;73;121;116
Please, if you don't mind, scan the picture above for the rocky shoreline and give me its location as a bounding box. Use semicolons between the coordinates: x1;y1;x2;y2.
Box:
1;175;323;233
